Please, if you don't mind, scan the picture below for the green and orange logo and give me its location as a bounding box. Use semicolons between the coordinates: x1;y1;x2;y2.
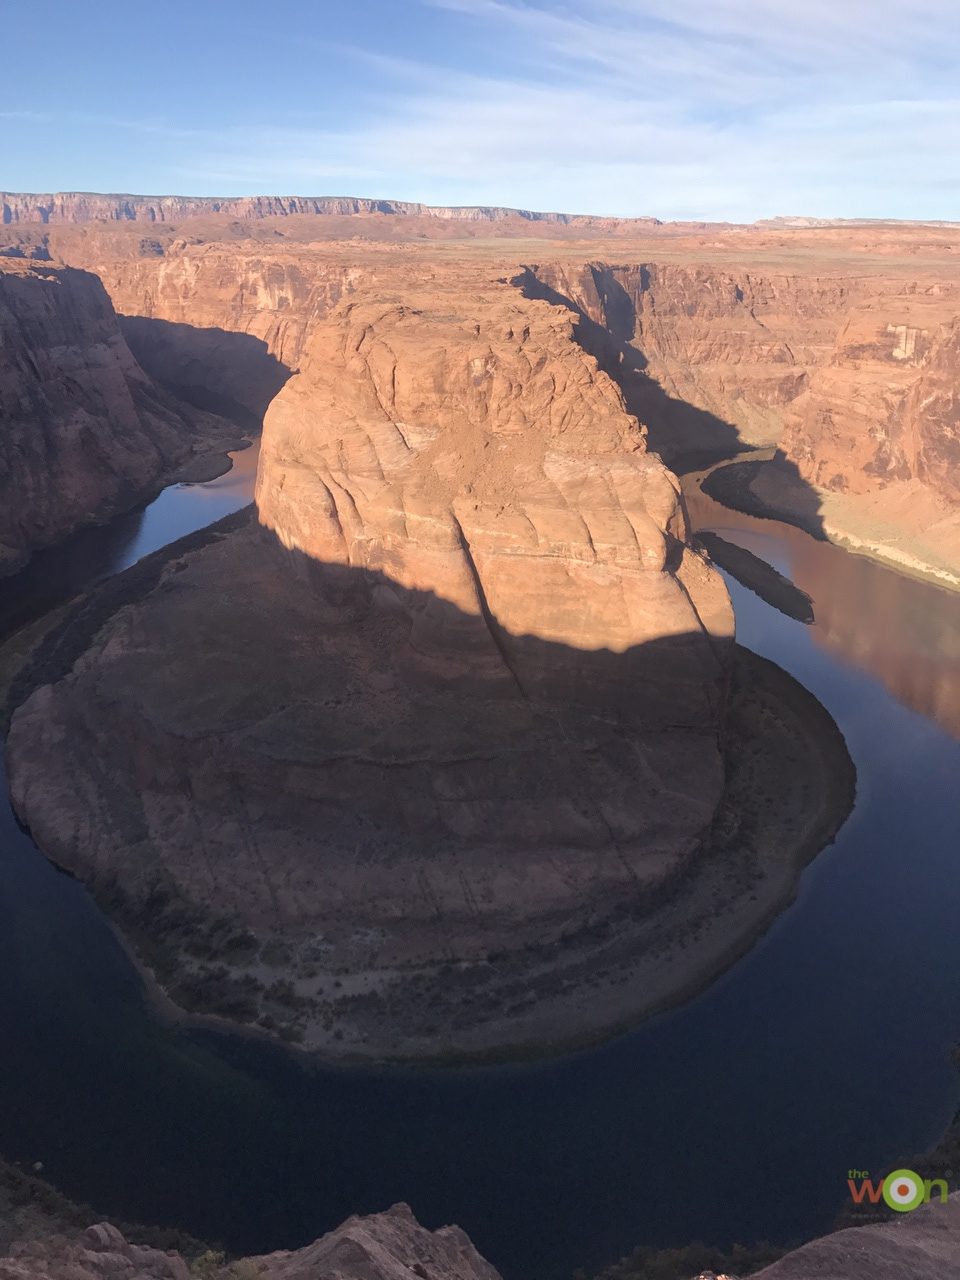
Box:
847;1168;948;1213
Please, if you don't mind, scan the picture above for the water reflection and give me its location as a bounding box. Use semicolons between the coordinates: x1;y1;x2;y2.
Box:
0;445;258;640
685;470;960;740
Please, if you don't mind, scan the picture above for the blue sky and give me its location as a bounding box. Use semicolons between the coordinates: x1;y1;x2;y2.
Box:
2;0;959;220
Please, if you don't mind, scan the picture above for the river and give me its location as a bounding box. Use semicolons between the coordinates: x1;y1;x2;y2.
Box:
0;451;958;1279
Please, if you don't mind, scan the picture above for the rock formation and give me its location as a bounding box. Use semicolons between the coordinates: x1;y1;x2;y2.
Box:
750;1193;960;1278
516;259;960;579
4;266;853;1059
254;272;733;696
0;191;663;229
10;206;950;579
516;262;827;457
3;1195;958;1280
6;201;954;586
0;261;239;574
0;1203;500;1280
782;310;960;499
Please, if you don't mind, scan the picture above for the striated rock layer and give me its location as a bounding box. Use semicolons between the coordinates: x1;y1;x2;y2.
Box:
0;190;663;229
22;213;954;579
520;260;960;579
15;210;956;569
0;260;239;574
254;271;733;701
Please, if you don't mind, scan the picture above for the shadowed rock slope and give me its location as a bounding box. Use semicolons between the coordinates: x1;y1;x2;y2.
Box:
0;261;240;575
6;272;854;1059
750;1193;960;1279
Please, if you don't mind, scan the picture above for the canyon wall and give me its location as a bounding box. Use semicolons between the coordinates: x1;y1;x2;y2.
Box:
519;260;960;576
782;299;960;498
5;254;857;1058
522;263;960;483
0;191;661;228
95;249;358;417
519;262;834;456
10;218;956;569
0;261;237;574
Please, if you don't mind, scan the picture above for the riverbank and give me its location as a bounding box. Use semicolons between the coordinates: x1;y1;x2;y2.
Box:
0;434;249;584
702;456;960;591
5;547;855;1063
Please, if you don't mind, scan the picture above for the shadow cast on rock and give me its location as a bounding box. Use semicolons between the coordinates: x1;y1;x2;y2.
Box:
6;508;854;1060
120;317;291;432
699;453;828;541
511;268;828;537
512;267;745;467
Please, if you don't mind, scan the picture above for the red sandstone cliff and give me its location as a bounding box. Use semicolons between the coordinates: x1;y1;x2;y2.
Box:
6;252;857;1059
0;261;238;573
255;270;733;705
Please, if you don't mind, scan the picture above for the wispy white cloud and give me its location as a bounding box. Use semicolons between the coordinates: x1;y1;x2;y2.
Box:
11;1;960;218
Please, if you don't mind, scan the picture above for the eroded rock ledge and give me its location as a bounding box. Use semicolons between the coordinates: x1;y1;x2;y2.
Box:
5;273;853;1059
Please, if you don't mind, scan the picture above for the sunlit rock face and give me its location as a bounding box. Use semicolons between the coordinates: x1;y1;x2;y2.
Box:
256;270;733;723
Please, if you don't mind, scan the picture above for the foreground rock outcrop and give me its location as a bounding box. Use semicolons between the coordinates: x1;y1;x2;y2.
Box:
5;270;854;1058
3;1195;959;1280
0;1203;499;1280
0;261;239;575
751;1193;960;1279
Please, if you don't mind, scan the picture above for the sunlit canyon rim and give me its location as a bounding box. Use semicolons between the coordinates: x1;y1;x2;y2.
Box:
1;195;959;1277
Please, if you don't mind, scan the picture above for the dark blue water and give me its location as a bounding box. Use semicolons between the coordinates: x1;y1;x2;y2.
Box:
1;461;958;1279
0;445;259;636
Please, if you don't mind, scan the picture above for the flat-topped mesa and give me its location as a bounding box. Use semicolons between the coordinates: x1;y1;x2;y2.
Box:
0;191;662;227
256;274;733;721
0;261;237;574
